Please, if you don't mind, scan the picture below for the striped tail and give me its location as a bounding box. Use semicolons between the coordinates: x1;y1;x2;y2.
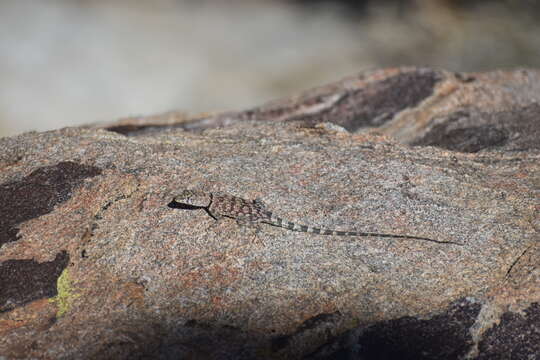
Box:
264;215;461;245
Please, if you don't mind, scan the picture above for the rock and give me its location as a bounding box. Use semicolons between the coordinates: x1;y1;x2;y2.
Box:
103;67;540;153
1;67;538;359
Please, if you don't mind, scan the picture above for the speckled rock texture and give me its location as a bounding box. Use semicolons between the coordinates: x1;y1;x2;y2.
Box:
0;67;538;359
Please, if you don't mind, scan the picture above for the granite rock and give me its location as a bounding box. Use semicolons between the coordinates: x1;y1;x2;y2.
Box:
0;67;538;359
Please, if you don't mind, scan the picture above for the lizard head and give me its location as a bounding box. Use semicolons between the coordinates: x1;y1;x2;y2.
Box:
173;190;211;207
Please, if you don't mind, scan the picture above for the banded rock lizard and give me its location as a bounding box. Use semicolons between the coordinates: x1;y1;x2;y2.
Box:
172;190;460;245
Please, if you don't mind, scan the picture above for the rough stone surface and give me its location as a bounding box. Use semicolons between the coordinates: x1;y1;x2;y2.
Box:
102;67;540;154
1;67;538;359
477;302;540;360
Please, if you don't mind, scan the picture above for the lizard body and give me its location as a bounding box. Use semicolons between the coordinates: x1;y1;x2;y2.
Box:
172;190;459;245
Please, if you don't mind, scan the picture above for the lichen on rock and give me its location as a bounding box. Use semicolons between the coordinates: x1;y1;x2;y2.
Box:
49;269;80;318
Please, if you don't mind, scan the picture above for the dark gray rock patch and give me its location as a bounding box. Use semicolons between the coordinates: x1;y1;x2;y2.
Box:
418;123;509;153
291;69;441;132
412;103;540;152
0;161;101;247
477;302;540;360
0;251;69;312
355;298;480;360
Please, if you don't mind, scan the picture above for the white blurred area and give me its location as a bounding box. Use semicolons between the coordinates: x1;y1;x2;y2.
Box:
1;0;539;136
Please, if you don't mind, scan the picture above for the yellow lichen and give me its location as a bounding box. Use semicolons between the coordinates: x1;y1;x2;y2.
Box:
49;269;80;317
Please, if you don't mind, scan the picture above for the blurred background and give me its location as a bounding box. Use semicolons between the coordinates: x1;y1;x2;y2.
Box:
1;0;540;137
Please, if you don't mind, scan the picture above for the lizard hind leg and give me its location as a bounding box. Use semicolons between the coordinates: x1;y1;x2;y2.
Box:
252;197;268;210
235;218;265;244
205;212;226;231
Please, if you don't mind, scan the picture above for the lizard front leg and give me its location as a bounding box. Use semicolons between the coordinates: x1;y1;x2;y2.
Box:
204;208;223;221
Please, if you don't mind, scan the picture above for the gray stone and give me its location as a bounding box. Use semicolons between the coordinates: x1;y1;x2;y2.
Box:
1;67;538;359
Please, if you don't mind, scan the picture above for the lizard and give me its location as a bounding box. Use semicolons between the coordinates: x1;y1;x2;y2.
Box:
172;190;461;245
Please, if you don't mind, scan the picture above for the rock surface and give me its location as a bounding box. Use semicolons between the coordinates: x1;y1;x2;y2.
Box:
0;67;538;359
